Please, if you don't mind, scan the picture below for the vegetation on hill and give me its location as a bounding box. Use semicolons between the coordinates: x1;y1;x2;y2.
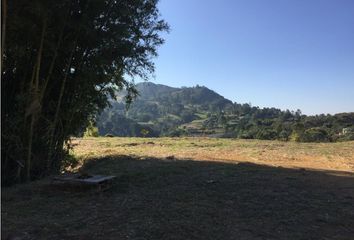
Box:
97;82;354;141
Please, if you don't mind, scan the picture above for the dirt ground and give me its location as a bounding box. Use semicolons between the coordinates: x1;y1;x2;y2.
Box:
2;138;354;239
73;137;354;172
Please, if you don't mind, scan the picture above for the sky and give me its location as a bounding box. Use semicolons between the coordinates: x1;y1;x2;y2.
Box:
150;0;354;115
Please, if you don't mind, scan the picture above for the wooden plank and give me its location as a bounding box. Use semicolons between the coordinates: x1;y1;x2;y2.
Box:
52;174;116;185
82;175;116;184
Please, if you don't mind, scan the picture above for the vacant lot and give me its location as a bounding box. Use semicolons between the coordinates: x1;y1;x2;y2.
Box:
3;138;354;239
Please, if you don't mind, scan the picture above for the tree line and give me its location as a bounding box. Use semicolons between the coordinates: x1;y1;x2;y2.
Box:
207;105;354;142
96;84;354;141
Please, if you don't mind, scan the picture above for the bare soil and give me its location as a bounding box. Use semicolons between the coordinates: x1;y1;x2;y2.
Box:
2;138;354;239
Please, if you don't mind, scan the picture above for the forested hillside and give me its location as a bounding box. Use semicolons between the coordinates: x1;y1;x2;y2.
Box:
97;82;354;142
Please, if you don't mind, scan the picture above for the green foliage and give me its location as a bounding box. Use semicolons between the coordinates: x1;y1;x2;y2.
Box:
338;127;354;141
97;83;354;142
341;133;354;141
302;127;330;142
140;129;150;137
2;0;168;184
61;153;79;171
98;113;157;137
289;131;301;142
256;128;278;140
168;128;188;137
84;122;99;137
278;130;291;141
97;83;233;136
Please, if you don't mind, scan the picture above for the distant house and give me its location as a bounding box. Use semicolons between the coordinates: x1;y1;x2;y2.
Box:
342;128;353;135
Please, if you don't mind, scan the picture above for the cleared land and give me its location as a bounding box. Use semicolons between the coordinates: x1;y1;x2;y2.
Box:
74;137;354;172
3;138;354;239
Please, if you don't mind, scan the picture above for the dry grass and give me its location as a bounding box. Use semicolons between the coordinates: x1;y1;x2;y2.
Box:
2;137;354;239
73;137;354;172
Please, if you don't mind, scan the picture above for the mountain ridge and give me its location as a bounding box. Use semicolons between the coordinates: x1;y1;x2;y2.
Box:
97;82;354;141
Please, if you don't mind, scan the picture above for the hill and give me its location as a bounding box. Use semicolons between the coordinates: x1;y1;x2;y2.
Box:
97;82;233;137
96;82;354;142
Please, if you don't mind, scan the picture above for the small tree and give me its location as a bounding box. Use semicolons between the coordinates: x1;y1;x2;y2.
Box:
84;122;99;137
2;0;169;184
278;130;291;141
140;129;149;137
303;127;330;142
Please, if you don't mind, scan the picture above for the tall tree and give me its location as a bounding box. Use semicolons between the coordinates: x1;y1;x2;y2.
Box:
1;0;169;185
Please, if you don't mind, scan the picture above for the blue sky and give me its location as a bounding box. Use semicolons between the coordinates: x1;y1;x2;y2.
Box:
151;0;354;115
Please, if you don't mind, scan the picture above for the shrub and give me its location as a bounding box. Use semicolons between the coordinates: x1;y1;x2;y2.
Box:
256;129;278;140
140;129;150;137
302;127;330;142
84;122;99;137
278;130;291;141
289;131;303;142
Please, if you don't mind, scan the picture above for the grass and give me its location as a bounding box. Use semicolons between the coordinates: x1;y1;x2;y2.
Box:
2;138;354;239
73;137;354;172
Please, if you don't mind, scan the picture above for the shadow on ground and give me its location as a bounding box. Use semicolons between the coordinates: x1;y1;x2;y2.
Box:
2;155;354;240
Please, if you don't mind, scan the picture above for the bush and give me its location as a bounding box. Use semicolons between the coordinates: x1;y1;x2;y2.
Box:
61;153;79;171
302;127;330;142
289;131;303;142
168;128;187;137
84;122;99;137
239;133;254;139
278;130;291;141
140;129;150;137
344;133;354;141
338;132;354;141
256;129;278;140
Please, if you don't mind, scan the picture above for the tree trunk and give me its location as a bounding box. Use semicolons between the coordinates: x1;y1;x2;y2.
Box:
25;17;47;181
46;40;77;172
25;116;35;181
1;0;7;70
40;9;70;103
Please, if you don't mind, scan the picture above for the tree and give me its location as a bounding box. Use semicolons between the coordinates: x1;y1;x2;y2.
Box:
2;0;169;185
140;129;150;137
256;128;277;140
302;127;330;142
84;121;99;137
